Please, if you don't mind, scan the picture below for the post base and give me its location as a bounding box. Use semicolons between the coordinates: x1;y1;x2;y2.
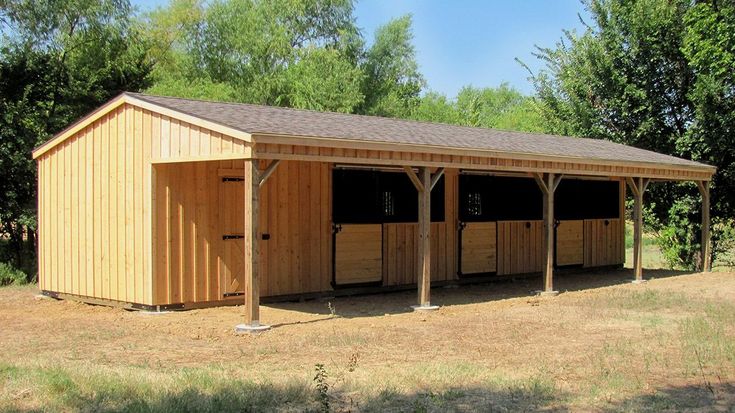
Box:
34;294;56;301
631;279;647;284
538;290;559;297
235;323;271;333
411;304;440;312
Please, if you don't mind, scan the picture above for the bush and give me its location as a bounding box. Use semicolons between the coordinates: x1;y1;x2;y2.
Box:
657;196;699;270
656;194;734;271
0;262;28;286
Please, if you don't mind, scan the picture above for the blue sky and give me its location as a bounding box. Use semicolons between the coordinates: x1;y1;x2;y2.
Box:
132;0;590;97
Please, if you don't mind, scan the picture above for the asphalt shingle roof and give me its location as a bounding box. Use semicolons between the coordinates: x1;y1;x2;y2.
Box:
128;93;713;171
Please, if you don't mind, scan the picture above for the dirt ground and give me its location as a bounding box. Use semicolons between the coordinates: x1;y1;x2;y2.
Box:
2;269;735;412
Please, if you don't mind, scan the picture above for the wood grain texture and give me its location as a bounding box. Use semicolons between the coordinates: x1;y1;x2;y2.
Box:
461;222;497;274
335;224;382;284
583;219;624;268
497;221;544;275
556;220;584;266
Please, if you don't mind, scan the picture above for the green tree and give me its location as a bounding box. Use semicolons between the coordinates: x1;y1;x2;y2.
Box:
530;0;735;269
0;0;151;279
360;15;425;118
144;0;364;111
411;85;548;133
455;84;547;132
411;91;460;124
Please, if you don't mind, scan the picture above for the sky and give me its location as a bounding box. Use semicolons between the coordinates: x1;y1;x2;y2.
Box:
131;0;591;97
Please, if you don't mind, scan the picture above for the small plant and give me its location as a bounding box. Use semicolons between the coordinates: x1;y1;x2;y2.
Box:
0;262;28;286
347;352;359;372
314;363;330;412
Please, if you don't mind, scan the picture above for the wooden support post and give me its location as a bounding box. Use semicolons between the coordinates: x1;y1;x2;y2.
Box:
626;177;650;283
417;167;432;307
534;173;562;295
697;181;712;272
235;160;269;332
404;165;439;311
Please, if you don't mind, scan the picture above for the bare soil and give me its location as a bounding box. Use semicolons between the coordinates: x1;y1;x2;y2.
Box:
2;269;734;412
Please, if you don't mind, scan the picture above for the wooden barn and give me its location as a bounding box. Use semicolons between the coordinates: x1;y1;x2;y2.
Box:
32;93;715;331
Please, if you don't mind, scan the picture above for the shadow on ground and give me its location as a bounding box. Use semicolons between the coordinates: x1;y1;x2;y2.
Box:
603;382;735;413
267;268;694;321
7;369;731;413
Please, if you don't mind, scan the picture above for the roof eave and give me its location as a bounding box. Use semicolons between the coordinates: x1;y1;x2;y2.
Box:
251;132;716;179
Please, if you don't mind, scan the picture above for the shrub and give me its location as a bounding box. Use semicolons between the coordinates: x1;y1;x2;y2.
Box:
0;262;28;286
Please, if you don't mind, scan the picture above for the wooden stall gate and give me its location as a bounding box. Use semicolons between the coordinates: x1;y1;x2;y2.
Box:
334;224;383;285
556;220;584;266
459;222;497;275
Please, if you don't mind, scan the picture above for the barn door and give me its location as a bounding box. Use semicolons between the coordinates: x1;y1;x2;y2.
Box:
333;224;382;285
220;177;246;296
556;220;584;266
459;221;497;275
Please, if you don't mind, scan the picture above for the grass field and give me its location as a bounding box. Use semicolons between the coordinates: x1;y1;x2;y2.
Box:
1;264;734;412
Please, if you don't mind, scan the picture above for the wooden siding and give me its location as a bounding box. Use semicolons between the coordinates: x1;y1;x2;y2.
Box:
37;103;255;306
557;220;584;266
497;221;544;275
37;104;153;304
382;222;454;285
150;113;250;163
152;160;332;305
583;219;625;267
335;224;382;284
381;169;458;285
460;222;497;275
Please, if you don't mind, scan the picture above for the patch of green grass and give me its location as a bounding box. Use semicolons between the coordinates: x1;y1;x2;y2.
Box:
679;314;735;379
0;364;315;413
588;288;693;313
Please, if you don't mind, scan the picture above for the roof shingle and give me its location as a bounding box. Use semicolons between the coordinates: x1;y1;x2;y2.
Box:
128;92;712;171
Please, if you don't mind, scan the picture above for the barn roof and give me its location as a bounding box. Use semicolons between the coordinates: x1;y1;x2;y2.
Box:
33;92;715;176
128;93;711;171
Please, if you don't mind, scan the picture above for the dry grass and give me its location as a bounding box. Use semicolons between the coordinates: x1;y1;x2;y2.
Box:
1;270;734;412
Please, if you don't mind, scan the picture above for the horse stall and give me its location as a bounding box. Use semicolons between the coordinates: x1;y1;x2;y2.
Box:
32;92;715;330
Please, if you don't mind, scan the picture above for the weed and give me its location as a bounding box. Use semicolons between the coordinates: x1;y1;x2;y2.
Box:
347;352;359;373
314;364;330;413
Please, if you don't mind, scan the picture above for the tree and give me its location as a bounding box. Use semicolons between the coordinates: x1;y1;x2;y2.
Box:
360;15;425;118
530;0;735;269
410;85;548;133
411;91;460;124
144;0;364;111
0;0;152;278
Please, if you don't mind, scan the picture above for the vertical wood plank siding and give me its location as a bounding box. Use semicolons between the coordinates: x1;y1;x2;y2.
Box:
36;103;252;305
37;105;154;304
152;160;332;305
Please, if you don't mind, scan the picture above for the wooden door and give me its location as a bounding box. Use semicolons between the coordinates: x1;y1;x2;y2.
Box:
556;220;584;266
334;224;382;285
220;178;245;295
460;222;497;275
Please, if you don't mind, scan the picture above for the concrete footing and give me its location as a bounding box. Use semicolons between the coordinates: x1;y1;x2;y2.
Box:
411;304;440;312
538;290;560;297
34;294;56;301
631;279;647;284
235;323;271;333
